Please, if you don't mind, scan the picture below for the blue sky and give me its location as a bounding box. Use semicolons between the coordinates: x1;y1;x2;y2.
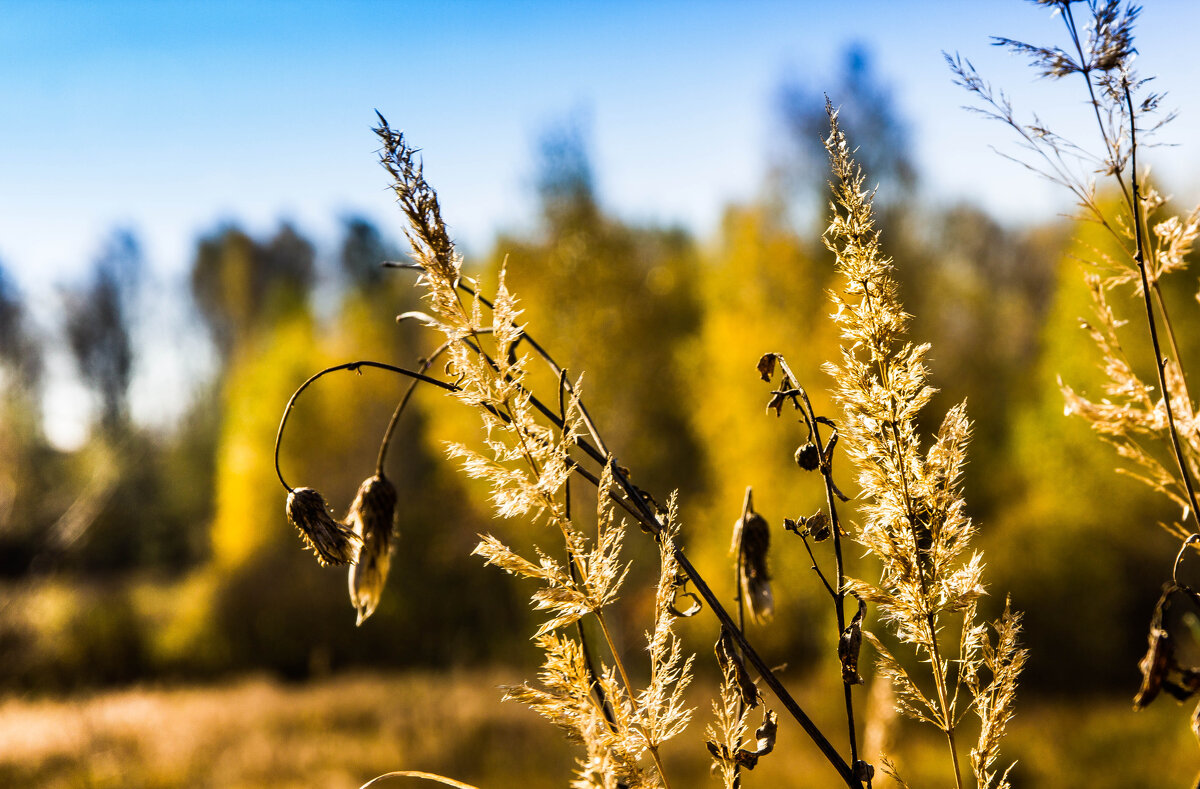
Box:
5;0;1200;444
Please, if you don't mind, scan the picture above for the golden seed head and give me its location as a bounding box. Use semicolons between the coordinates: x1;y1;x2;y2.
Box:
285;487;361;567
346;474;398;625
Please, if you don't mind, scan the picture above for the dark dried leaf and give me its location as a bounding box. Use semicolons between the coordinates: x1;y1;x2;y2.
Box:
731;709;779;769
854;760;876;784
668;574;702;617
737;510;774;623
346;474;399;625
1135;584;1200;709
766;391;787;417
839;596;867;685
807;510;832;542
757;353;777;383
716;628;759;708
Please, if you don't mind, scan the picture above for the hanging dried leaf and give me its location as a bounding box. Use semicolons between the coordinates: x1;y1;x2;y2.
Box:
757;353;777;383
346;474;399;625
715;628;758;708
735;507;774;624
286;487;361;567
1135;583;1200;709
839;596;867;685
806;510;832;542
708;708;778;770
766;391;788;417
667;573;702;617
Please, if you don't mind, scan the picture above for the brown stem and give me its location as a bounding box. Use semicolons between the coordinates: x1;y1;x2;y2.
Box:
275;361;458;493
775;357;862;769
731;486;753;789
375;339;456;476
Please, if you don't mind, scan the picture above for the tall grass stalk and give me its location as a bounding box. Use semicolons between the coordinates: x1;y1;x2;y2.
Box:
952;0;1200;746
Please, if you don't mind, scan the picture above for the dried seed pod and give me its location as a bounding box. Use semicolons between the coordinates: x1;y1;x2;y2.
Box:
735;506;774;624
286;487;360;567
346;474;398;626
794;442;820;471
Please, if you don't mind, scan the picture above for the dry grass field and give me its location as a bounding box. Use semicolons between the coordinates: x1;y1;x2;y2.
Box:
0;670;1194;789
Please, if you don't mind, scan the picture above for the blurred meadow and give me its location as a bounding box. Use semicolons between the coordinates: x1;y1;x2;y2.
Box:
5;1;1200;787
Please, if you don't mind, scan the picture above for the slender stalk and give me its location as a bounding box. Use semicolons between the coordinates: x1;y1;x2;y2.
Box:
593;611;672;789
1123;81;1200;535
776;358;861;768
1061;4;1133;208
556;368;620;735
1060;3;1196;412
887;417;964;789
731;486;753;789
375;339;456;475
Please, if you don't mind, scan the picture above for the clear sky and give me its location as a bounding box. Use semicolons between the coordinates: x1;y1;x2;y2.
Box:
4;0;1200;444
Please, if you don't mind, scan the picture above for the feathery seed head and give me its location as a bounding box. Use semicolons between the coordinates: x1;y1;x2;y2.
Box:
347;474;399;625
286;487;361;567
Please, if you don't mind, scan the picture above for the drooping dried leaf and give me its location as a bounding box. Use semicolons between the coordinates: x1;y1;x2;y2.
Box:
806;510;832;542
736;508;774;624
715;628;758;708
757;352;777;383
706;709;777;771
1134;584;1200;709
839;595;867;685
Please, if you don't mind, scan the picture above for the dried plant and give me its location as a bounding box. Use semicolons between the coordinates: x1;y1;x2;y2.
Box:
820;103;1026;788
952;0;1200;740
269;99;1030;788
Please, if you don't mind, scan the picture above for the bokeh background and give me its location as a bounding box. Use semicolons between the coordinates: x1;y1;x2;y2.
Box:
4;1;1200;786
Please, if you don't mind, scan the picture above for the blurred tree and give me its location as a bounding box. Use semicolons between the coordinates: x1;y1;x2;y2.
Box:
0;264;42;394
190;222;314;358
338;215;394;293
895;205;1063;515
678;200;848;665
0;261;57;578
485;118;704;502
63;230;141;436
776;43;915;211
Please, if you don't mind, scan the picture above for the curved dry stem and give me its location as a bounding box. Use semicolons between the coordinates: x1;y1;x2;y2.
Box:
359;771;481;789
374;338;457;475
274;361;457;493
